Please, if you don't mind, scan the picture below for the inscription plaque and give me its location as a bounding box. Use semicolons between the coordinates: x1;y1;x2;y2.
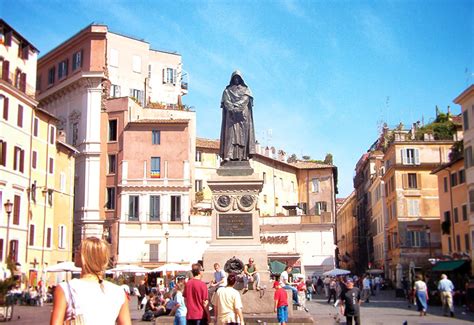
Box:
218;213;252;238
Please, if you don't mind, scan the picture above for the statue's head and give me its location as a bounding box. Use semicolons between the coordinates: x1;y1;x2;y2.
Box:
229;70;247;87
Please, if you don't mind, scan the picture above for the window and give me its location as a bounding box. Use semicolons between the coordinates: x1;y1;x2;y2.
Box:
443;177;448;192
407;199;420;217
152;130;160;145
0;239;3;261
149;244;159;262
171;195;181;221
315;201;327;215
462;205;468;221
263;172;266;184
108;120;117;141
106;187;115;210
108;154;116;174
48;189;53;206
13;146;25;173
58;225;66;249
31;181;36;202
2;96;8;120
195;150;202;162
132;55;141;73
311;178;320;192
17;105;23;127
33;117;39;136
459;169;466;184
195;180;203;192
60;172;66;192
402;148;420;165
463;110;469;130
456;235;461;251
48;66;55;85
109;49;118;67
263;194;267;203
29;224;35;246
72;122;79;146
46;228;52;248
465;146;473;168
470;190;474;212
128;196;139;221
391;201;397;219
13;195;20;225
58;59;68;79
32;151;37;169
49;157;54;174
129;89;144;105
163;68;176;84
110;84;121;97
149;195;160;221
148;64;152;78
0;140;6;166
451;172;458;187
9;240;18;263
407;173;418;189
454;207;459;223
151;157;160;178
49;125;56;144
407;231;427;247
275;197;279;206
465;234;470;252
72;50;83;71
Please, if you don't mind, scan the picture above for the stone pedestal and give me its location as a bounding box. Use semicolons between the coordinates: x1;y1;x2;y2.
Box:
202;171;268;278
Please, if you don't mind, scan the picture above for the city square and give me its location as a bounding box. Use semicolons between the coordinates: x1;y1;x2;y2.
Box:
1;1;474;324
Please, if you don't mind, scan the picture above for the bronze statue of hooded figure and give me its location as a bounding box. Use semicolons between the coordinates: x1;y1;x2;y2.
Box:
219;70;256;162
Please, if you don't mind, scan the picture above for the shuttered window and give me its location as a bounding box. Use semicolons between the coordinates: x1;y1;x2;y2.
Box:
46;228;52;248
17;105;23;127
13;195;20;225
3;96;8;120
33;117;39;136
0;140;6;166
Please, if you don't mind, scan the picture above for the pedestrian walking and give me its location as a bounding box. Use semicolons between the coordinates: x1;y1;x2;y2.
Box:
362;275;371;303
414;274;428;316
305;276;314;300
211;274;244;325
327;278;337;304
437;274;455;317
50;237;131;325
273;281;288;325
338;279;361;325
183;263;209;325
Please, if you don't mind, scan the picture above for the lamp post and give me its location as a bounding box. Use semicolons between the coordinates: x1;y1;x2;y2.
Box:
425;226;432;258
4;200;13;262
165;231;169;263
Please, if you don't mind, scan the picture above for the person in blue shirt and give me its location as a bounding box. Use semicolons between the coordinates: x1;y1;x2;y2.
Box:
437;274;455;317
172;283;187;325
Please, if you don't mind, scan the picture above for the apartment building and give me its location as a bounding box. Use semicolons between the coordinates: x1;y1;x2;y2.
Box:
336;191;357;272
1;21;76;281
383;128;454;280
0;19;39;271
36;24;188;259
454;84;474;272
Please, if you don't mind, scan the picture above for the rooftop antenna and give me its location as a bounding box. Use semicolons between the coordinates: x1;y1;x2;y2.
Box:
465;67;473;86
385;96;390;127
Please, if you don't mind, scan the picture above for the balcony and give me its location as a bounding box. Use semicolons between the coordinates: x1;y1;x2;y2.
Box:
260;212;333;225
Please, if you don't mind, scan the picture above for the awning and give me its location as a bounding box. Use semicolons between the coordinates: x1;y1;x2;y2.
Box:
432;260;467;271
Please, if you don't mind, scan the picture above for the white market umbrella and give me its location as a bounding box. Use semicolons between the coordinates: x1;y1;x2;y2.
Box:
45;261;81;273
150;263;191;273
107;264;151;274
322;268;350;276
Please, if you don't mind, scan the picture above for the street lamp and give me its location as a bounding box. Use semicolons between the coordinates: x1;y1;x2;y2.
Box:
164;231;169;263
4;200;13;262
425;226;432;258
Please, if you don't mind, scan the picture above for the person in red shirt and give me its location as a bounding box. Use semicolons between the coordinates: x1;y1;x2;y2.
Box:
274;281;288;325
183;263;209;325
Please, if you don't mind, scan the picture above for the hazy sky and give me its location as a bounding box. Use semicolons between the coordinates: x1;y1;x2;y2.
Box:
4;0;473;197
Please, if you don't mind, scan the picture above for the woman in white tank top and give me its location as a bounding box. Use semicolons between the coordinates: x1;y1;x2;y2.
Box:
50;237;131;325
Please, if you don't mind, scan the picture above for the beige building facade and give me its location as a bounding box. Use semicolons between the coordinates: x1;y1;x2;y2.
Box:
454;84;474;271
335;191;357;272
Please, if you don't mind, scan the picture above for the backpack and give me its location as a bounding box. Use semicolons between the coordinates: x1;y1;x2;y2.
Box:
142;311;154;321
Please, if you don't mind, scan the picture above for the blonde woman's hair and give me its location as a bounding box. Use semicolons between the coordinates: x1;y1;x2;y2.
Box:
80;237;110;290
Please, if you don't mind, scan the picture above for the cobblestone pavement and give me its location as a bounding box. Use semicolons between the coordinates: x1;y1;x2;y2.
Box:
6;290;474;324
